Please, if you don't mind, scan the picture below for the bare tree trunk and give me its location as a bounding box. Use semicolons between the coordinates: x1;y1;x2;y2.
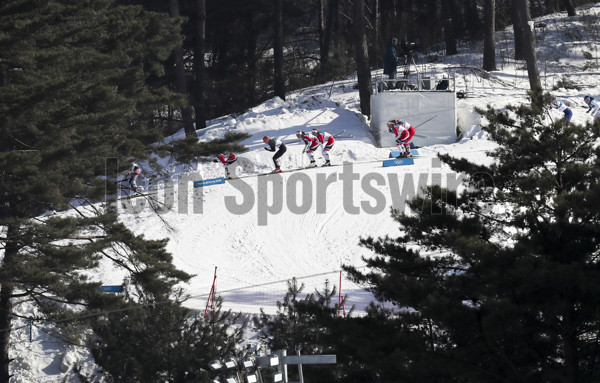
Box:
483;0;497;71
380;0;398;57
380;0;389;42
317;0;325;61
273;0;285;100
545;0;559;13
169;0;195;136
0;284;12;383
374;0;380;45
562;305;580;383
322;0;337;65
372;0;381;62
193;0;207;130
562;0;576;16
244;15;258;107
404;0;415;41
425;0;441;47
0;224;18;383
447;0;465;39
514;0;542;92
353;0;371;117
331;0;341;58
466;0;482;39
214;22;229;78
442;0;457;55
511;0;525;60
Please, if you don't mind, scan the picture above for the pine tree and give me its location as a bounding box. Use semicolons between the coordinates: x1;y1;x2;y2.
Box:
0;0;190;380
173;297;247;382
346;94;600;382
254;278;310;353
91;295;246;382
322;304;449;383
253;278;344;383
161;131;251;165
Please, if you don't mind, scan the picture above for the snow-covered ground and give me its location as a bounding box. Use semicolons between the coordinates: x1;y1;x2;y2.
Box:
9;3;600;381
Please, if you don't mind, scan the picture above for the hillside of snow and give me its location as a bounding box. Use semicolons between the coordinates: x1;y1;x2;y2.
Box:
9;3;600;382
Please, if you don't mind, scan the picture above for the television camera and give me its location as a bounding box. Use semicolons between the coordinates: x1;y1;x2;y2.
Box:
398;39;421;78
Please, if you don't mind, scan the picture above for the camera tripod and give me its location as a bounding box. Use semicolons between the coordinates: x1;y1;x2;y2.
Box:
401;54;420;79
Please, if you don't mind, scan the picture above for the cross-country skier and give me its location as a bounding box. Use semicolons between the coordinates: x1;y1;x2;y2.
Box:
216;152;237;179
296;130;320;167
125;163;142;193
583;95;600;121
387;120;415;158
311;129;335;166
549;96;573;121
263;135;287;173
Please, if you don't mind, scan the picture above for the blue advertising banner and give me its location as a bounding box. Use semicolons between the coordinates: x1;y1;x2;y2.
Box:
193;177;226;188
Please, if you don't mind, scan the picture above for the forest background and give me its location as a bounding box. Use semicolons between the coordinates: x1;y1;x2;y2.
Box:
2;0;600;382
128;0;592;136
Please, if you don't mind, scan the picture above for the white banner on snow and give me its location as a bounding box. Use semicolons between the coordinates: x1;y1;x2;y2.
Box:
370;91;457;147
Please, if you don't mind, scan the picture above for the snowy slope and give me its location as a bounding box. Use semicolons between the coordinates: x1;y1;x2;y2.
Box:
114;93;499;316
8;3;600;381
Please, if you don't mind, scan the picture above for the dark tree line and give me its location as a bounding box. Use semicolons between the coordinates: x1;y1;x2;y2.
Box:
119;0;593;132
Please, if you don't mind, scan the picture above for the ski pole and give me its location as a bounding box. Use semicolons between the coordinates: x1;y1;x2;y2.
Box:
415;114;437;128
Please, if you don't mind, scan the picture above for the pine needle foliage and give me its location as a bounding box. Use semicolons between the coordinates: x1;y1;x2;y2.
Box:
160;131;251;165
345;92;600;382
0;0;203;380
90;296;246;382
253;278;346;383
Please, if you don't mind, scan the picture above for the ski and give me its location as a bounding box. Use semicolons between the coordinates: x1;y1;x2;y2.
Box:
226;161;349;181
389;149;420;158
255;170;287;177
117;185;158;200
292;163;340;172
333;129;356;139
117;192;159;201
414;115;437;129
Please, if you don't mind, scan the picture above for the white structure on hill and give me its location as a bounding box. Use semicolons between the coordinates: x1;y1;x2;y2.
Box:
370;74;457;147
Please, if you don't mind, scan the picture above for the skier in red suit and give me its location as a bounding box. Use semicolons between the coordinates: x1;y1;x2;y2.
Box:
296;130;320;167
311;129;334;166
387;120;415;158
216;152;237;178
